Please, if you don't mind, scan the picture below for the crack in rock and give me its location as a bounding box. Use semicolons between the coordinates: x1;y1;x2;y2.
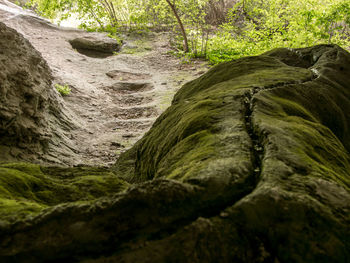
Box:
243;75;317;188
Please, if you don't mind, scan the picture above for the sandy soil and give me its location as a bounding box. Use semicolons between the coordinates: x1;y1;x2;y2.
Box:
0;0;208;166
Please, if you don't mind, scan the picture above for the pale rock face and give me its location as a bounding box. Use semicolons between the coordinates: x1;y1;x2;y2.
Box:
0;22;76;163
0;22;52;153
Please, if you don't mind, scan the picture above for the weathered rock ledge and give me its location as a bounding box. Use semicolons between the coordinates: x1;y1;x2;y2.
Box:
0;22;79;164
0;41;349;262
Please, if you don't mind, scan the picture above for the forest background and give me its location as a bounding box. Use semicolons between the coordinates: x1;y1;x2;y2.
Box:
25;0;350;64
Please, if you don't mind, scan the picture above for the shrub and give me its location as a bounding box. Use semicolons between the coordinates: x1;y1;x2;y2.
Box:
55;84;71;96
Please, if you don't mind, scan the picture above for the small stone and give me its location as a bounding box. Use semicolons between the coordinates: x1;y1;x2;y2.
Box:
122;134;135;138
220;211;229;218
69;34;121;55
111;142;124;148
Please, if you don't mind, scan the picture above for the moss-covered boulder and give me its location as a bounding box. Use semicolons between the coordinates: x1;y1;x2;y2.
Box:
0;162;129;222
0;44;349;262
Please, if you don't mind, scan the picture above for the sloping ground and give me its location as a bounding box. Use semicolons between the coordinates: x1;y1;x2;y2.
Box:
0;0;207;166
0;44;349;262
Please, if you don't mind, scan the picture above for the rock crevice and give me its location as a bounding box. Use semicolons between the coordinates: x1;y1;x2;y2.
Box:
243;73;319;190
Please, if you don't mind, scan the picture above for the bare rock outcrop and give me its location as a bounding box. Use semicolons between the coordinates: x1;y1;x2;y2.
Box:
0;22;76;164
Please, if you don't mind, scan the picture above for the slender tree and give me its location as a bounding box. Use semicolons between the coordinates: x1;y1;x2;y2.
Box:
165;0;189;52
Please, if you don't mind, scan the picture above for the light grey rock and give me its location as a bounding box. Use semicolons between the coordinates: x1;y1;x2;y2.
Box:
69;33;121;57
0;22;76;164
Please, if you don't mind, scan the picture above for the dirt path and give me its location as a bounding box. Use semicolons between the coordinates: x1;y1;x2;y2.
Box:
0;0;208;166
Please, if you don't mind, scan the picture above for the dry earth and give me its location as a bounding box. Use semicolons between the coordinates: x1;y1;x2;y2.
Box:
0;0;208;166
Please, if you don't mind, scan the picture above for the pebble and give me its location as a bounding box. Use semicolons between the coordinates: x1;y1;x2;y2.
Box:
220;212;229;218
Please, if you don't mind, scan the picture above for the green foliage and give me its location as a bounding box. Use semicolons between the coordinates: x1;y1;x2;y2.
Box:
28;0;174;31
28;0;350;64
55;83;71;96
205;0;350;63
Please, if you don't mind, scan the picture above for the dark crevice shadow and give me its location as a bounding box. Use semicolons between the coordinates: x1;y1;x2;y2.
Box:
74;48;113;58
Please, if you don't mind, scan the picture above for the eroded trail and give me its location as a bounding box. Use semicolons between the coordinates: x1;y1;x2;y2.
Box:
0;0;207;166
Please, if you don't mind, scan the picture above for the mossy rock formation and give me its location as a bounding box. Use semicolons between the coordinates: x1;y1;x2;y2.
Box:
0;44;349;262
0;162;129;222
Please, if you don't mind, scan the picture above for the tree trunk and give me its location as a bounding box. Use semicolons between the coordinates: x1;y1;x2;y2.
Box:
165;0;189;53
99;0;118;27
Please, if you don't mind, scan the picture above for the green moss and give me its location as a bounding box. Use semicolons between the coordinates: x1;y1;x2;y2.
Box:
253;86;350;190
0;163;129;221
244;46;350;194
114;55;312;183
0;198;46;222
263;95;318;122
112;47;350;246
157;130;216;180
0;45;349;261
173;56;312;102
